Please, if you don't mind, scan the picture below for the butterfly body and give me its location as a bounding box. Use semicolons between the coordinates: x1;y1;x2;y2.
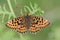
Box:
24;15;31;29
6;14;50;33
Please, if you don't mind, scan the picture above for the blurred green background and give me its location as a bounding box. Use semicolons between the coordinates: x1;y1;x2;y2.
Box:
0;0;60;40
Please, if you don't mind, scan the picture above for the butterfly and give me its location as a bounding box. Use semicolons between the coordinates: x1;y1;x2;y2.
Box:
6;14;50;33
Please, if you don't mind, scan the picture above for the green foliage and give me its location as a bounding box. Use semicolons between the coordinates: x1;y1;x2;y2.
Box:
0;0;44;23
0;0;44;40
0;0;60;40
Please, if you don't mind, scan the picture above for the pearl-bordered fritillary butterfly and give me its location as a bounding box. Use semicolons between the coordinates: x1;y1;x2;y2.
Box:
6;14;50;33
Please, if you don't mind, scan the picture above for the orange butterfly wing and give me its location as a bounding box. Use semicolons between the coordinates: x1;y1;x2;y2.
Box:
29;16;50;32
6;16;27;33
6;14;50;33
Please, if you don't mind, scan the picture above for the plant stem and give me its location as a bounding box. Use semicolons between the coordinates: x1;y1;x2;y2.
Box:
7;0;16;18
